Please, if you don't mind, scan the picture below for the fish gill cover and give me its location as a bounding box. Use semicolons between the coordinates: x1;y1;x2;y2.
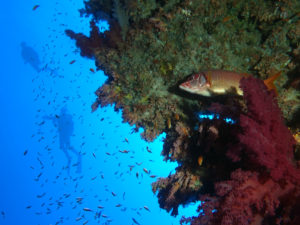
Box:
65;0;300;224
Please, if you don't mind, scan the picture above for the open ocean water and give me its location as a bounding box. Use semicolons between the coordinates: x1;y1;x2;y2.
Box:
0;1;198;225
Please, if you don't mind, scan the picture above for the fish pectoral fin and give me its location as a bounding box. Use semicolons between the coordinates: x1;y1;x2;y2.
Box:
206;71;212;86
227;86;242;95
217;86;240;95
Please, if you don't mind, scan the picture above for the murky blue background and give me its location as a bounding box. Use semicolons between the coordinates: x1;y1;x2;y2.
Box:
0;1;198;224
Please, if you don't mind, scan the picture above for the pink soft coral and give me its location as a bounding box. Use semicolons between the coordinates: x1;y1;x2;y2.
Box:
234;77;299;184
213;169;282;225
182;77;300;225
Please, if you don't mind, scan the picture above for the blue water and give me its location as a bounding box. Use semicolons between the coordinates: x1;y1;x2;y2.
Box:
0;1;198;224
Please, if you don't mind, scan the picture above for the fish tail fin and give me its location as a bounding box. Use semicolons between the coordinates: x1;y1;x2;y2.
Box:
263;71;281;95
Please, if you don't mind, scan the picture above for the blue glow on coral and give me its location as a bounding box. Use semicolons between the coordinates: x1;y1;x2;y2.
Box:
197;112;236;124
224;117;235;124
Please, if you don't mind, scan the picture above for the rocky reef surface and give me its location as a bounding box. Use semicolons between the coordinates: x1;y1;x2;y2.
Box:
66;0;300;224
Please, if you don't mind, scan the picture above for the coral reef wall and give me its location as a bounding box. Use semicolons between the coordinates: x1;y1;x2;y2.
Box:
67;0;300;139
66;0;300;224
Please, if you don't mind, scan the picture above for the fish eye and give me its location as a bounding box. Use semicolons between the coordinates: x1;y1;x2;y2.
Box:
199;75;207;86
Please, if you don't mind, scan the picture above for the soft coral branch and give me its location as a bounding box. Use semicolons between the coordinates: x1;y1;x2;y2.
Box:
235;77;299;184
182;77;300;225
65;20;122;58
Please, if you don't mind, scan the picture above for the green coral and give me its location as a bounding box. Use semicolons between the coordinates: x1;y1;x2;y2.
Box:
80;0;300;141
113;0;130;40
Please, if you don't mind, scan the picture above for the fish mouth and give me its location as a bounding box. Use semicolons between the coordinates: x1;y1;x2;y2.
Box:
179;84;197;93
179;84;189;91
179;84;211;96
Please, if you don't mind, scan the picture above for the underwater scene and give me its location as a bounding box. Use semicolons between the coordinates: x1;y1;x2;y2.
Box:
0;0;300;225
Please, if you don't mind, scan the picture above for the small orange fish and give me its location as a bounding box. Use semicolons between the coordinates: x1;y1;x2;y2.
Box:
69;60;76;64
182;127;190;137
32;5;40;11
222;16;231;23
167;118;171;129
143;168;149;174
119;150;129;153
198;155;203;166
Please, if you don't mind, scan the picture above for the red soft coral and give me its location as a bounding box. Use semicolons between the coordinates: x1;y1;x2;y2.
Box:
65;20;122;58
182;77;300;225
212;169;282;225
235;77;299;184
183;170;298;225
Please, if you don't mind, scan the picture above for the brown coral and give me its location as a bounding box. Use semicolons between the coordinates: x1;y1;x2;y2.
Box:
152;168;203;216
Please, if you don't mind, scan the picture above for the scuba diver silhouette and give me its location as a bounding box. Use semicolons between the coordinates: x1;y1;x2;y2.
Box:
44;107;82;175
20;41;58;76
20;42;42;72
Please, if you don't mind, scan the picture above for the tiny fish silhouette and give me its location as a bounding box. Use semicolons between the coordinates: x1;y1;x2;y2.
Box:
132;218;140;225
32;5;40;11
144;206;150;211
83;207;92;212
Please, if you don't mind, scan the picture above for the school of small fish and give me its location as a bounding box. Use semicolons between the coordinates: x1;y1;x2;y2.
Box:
16;2;164;225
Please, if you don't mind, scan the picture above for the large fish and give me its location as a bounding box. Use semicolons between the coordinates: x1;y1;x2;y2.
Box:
179;70;281;96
